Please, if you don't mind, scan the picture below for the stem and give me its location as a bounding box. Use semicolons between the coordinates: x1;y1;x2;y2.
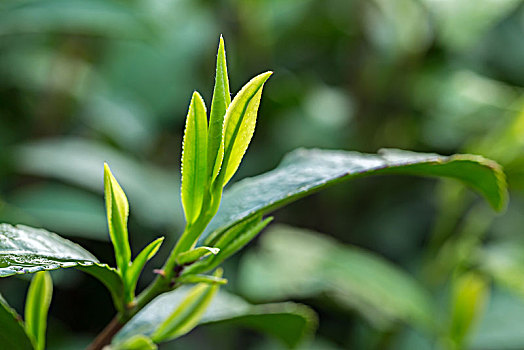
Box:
86;316;123;350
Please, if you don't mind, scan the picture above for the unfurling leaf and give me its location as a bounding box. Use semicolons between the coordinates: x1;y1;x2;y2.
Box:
104;163;131;275
218;71;273;187
208;35;231;183
181;91;208;224
177;274;228;285
151;269;223;342
25;271;53;350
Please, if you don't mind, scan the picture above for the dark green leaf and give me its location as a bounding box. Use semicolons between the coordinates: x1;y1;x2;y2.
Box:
200;291;317;349
25;271;52;350
0;293;33;350
181;91;208;224
202;148;507;242
208;35;231;182
0;223;123;311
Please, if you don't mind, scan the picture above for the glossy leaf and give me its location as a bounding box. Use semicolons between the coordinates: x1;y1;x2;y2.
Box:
176;246;220;266
151;269;223;342
202;148;507;242
181;91;208;224
0;223;97;277
0;223;123;310
219;71;273;186
126;237;165;303
0;293;33;350
104;163;131;274
25;271;53;350
239;225;436;330
208;35;231;182
113;290;316;349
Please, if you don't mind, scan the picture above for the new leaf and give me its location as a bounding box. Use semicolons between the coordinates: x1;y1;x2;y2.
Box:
104;163;131;275
25;271;53;350
181;91;208;224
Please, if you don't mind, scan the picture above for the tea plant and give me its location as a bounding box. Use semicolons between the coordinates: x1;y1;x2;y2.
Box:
0;37;507;349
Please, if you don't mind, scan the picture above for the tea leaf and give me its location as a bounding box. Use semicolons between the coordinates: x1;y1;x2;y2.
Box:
0;223;124;311
239;225;436;330
176;274;228;285
104;163;131;274
0;293;33;350
113;290;316;349
208;36;231;182
181;91;208;224
126;237;165;303
25;271;52;350
202;148;507;243
176;246;220;266
218;71;273;187
151;269;223;342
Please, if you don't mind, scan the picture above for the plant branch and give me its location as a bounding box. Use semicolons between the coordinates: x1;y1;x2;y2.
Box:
86;316;123;350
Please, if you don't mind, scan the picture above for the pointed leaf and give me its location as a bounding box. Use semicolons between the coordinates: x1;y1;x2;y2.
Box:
176;246;219;266
25;271;53;350
104;163;131;274
201;148;507;243
181;91;209;224
0;294;33;350
219;71;273;186
208;35;231;182
126;237;165;302
151;269;223;342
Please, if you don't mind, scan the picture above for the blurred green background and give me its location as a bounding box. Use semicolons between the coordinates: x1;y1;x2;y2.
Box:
1;0;524;349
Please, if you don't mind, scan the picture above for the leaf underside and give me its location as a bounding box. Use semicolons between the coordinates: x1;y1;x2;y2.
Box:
202;148;506;244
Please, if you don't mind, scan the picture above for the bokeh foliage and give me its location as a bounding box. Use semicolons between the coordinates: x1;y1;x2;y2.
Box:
1;0;524;349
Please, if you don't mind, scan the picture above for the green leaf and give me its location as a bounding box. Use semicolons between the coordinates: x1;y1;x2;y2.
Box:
448;272;489;348
0;223;98;277
0;293;33;350
201;148;507;243
239;225;436;330
208;35;231;182
109;335;157;350
113;290;316;349
0;223;124;311
200;292;317;349
181;91;209;224
25;271;53;350
176;274;228;285
126;238;165;303
218;71;273;186
151;268;223;342
104;163;131;275
176;246;220;266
